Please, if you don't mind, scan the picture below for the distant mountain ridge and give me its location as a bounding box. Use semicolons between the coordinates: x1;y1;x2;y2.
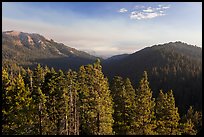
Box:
102;41;201;77
2;30;99;70
104;54;129;62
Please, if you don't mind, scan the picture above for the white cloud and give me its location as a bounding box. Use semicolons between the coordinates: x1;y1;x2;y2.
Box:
143;7;154;12
146;12;163;18
130;12;144;20
157;4;170;9
118;8;128;13
130;11;165;20
162;6;170;9
130;4;170;20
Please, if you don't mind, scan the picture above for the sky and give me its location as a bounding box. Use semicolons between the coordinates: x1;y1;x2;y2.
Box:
2;2;202;58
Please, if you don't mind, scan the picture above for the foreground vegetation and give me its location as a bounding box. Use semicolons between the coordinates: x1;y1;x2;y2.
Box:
2;60;202;135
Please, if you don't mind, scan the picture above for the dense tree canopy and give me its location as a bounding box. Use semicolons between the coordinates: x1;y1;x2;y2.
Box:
2;60;202;135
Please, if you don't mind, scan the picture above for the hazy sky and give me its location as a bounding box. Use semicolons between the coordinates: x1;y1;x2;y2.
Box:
2;2;202;58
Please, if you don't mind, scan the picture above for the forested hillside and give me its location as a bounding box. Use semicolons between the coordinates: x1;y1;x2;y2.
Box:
102;41;202;115
2;61;202;135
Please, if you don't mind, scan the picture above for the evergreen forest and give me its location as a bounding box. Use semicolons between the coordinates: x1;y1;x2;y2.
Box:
2;60;202;135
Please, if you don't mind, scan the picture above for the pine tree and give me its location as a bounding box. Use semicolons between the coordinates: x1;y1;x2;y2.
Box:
2;68;15;135
78;64;98;135
93;59;113;135
30;64;49;135
23;68;33;88
110;77;137;135
33;64;44;87
78;65;90;135
20;67;27;81
9;73;32;134
41;68;69;135
180;106;200;135
134;71;156;135
110;76;127;135
193;111;202;134
155;90;181;135
78;60;114;135
54;70;69;135
180;119;196;135
42;68;58;135
186;106;194;120
123;78;137;134
44;65;51;74
166;90;181;134
155;90;166;134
